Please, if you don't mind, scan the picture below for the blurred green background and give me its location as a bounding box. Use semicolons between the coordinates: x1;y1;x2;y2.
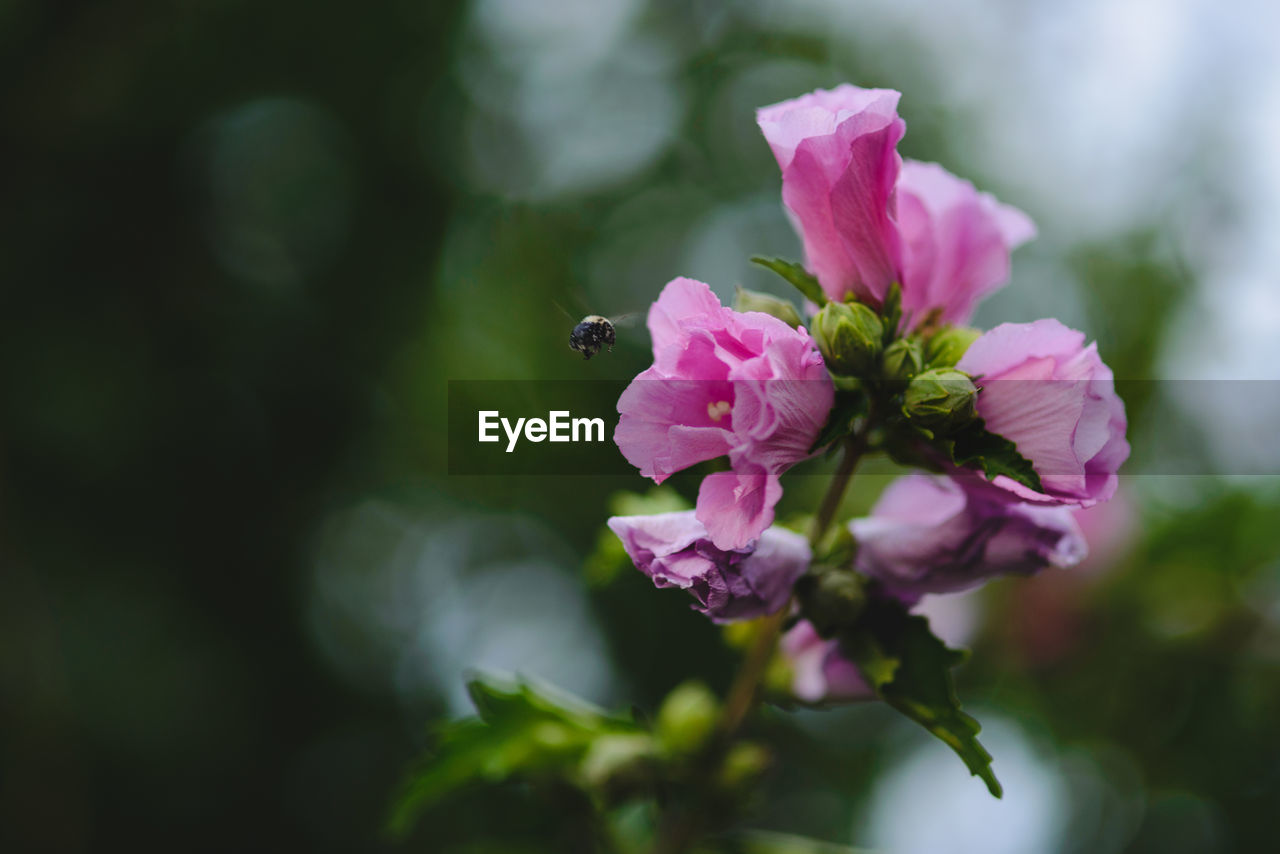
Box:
3;1;1280;851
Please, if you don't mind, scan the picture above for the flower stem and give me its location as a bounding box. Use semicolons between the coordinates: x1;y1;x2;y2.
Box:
723;428;871;740
651;433;871;854
651;610;786;854
809;423;872;548
717;607;787;738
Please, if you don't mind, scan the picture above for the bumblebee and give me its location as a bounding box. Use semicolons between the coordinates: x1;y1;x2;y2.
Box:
569;315;617;360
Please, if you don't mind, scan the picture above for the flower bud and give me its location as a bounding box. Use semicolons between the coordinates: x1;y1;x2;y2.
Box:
795;568;867;637
655;680;719;755
812;301;884;376
735;287;804;329
580;733;658;789
903;368;978;431
881;337;924;382
718;742;771;790
925;326;981;368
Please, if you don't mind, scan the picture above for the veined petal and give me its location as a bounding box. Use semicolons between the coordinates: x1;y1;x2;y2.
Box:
695;465;784;551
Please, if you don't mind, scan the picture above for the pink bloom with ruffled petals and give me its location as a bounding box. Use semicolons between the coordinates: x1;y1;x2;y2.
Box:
615;278;834;550
757;85;905;305
607;511;810;622
850;474;1087;598
957;319;1129;506
757;86;1033;324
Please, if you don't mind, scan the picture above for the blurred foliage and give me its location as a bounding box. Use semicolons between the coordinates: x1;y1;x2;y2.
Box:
1;0;465;850
974;482;1280;851
388;675;650;840
391;674;796;852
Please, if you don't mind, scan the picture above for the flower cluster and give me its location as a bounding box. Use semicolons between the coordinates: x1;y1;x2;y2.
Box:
609;83;1128;708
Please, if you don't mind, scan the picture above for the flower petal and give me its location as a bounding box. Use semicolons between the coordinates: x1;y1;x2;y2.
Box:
897;160;1036;324
695;465;784;551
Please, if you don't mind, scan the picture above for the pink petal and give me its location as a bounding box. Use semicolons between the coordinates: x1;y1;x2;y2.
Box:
757;85;902;172
759;86;906;303
615;371;736;481
695;466;784;551
956;320;1129;506
607;510;707;559
799;115;905;302
646;277;731;353
738;525;810;613
957;319;1085;379
896;161;1036;325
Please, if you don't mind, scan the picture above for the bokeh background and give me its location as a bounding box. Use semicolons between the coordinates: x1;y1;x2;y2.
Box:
4;1;1280;851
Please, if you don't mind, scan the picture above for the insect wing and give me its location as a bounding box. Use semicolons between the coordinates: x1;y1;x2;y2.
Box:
608;311;640;328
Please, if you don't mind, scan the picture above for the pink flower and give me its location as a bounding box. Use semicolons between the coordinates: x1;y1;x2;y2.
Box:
607;511;810;622
757;86;1033;323
956;319;1129;506
778;620;871;703
850;474;1086;598
615;278;834;550
757;85;905;305
896;161;1036;325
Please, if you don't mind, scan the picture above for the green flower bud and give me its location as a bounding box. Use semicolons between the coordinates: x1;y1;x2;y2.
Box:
812;301;884;376
655;680;719;755
796;568;867;637
904;368;978;431
925;326;981;368
735;287;803;329
718;741;772;790
579;733;658;788
881;337;924;382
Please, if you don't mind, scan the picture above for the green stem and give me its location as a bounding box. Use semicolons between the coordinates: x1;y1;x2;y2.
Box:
809;392;877;546
716;608;787;739
808;431;867;547
724;427;872;740
651;431;872;854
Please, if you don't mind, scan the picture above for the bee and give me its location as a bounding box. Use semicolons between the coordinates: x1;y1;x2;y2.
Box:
569;315;617;360
556;298;637;360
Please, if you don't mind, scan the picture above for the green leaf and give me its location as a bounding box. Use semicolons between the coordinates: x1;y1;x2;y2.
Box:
466;675;611;729
942;419;1043;494
579;733;660;789
880;410;1041;494
750;256;827;307
387;674;641;837
841;598;1002;798
808;388;868;453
